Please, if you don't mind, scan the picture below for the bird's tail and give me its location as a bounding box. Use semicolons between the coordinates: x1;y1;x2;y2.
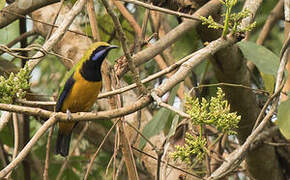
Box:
55;132;72;157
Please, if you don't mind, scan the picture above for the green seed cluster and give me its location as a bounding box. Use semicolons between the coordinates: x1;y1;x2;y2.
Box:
0;64;30;104
171;88;241;167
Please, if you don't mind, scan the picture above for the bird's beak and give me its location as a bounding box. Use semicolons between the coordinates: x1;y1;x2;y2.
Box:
108;45;118;49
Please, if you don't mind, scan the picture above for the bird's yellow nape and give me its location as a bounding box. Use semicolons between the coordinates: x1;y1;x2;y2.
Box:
90;42;111;50
83;42;110;57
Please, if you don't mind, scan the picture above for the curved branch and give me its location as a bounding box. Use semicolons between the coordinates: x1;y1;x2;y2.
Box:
27;0;87;71
115;0;222;77
0;0;59;28
0;115;57;178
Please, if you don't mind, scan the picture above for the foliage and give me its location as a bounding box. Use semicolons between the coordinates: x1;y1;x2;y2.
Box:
186;88;240;135
238;41;280;93
199;0;256;37
171;133;207;167
172;88;241;166
277;94;290;139
0;0;286;179
0;64;30;103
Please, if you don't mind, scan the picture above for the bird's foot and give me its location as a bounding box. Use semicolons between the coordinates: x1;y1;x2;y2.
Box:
66;109;72;121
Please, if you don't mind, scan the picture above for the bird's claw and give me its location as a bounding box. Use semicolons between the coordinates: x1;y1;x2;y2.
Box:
66;109;72;121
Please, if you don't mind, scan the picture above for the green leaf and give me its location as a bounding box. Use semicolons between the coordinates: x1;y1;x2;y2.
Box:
238;41;279;76
0;0;5;10
260;72;275;93
139;85;179;150
277;97;290;139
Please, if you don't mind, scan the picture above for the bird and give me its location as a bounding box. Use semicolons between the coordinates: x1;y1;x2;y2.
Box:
55;42;117;157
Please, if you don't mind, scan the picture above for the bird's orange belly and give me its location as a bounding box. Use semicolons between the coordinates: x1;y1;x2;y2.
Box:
61;80;102;113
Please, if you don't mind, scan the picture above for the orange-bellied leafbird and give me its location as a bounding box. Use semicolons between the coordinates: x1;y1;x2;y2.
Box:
55;42;117;157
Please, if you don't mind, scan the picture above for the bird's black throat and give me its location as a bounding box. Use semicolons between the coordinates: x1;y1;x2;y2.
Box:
80;59;104;82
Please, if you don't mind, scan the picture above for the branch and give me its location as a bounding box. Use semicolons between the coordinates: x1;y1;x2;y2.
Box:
118;0;200;21
0;112;11;132
207;82;284;180
0;96;151;121
151;91;190;119
27;0;87;71
43;127;54;180
115;0;222;77
256;0;284;45
0;0;59;28
84;120;119;180
0;115;57;178
5;113;20;179
86;0;101;41
240;0;263;31
155;35;237;96
0;34;238;125
0;30;37;56
102;0;147;95
208;36;290;180
56;123;89;180
112;0;185;99
1;9;91;38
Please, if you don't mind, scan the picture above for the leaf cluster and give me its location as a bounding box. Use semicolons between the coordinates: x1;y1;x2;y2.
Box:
172;88;240;167
199;0;256;36
171;133;206;167
0;64;30;104
185;88;241;135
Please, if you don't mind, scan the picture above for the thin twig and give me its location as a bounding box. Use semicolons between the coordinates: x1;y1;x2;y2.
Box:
113;122;120;180
125;121;157;150
43;127;54;180
0;140;9;169
151;91;191;119
141;7;150;41
112;0;186;99
87;0;101;41
5;113;20;179
208;40;289;180
115;0;221;77
0;115;57;178
118;0;201;21
46;0;65;41
83;120;119;180
56;123;89;180
112;0;142;38
208;83;284;179
102;0;147;95
115;72;140;180
0;44;47;60
16;99;56;107
190;82;269;96
27;0;88;71
131;146;202;179
0;30;37;55
256;0;284;45
264;142;290;146
0;9;92;38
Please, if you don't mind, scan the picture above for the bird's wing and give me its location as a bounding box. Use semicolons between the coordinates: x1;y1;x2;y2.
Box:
56;73;76;112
